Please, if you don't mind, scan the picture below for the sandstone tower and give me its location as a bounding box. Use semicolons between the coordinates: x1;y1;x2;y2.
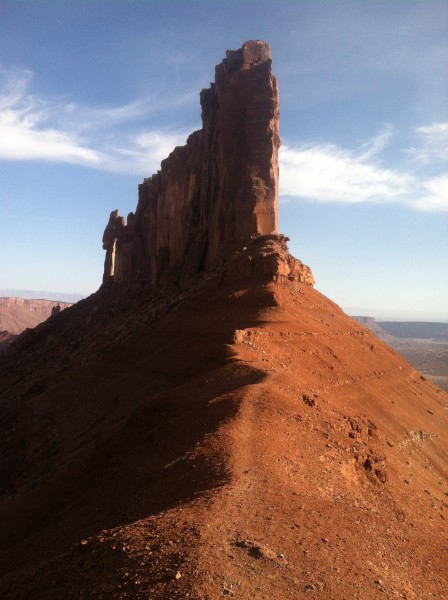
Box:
102;40;280;289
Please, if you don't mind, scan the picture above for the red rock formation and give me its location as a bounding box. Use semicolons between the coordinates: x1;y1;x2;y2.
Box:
223;235;315;286
102;40;294;291
102;210;125;283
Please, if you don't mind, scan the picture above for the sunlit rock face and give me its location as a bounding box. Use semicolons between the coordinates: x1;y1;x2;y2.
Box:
102;40;281;290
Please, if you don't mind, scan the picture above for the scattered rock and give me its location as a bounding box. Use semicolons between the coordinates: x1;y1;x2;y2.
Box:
235;539;278;560
303;393;317;407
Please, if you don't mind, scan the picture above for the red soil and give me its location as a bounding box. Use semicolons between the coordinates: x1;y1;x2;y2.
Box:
0;275;447;599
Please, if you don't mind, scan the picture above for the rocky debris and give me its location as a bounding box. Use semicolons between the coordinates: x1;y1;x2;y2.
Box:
363;454;388;484
302;392;317;407
234;539;282;561
102;40;286;291
222;235;314;285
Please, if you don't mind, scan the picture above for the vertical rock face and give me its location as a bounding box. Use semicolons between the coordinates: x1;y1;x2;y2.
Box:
102;40;281;290
102;210;125;283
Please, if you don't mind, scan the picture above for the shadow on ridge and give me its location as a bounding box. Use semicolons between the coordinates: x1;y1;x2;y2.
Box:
0;279;275;575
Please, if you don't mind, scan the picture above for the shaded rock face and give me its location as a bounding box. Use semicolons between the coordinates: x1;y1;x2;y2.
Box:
0;331;17;352
102;40;285;290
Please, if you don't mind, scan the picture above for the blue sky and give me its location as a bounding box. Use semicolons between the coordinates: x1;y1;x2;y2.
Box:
0;0;447;319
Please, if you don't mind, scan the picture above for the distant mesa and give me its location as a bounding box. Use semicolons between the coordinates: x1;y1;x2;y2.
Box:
0;290;85;304
353;316;448;341
378;321;448;340
0;296;72;341
352;316;396;341
102;40;313;291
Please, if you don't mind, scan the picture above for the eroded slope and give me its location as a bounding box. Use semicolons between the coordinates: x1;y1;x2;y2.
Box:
0;265;447;599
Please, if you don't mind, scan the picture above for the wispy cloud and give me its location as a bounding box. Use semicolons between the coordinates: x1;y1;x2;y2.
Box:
407;122;448;164
0;69;100;164
64;98;155;130
0;69;192;174
98;130;190;175
410;174;448;212
279;130;448;212
357;125;394;161
62;90;197;132
279;142;412;204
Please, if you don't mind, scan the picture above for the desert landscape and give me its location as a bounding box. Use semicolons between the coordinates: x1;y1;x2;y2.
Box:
353;317;448;393
1;40;447;600
0;297;72;352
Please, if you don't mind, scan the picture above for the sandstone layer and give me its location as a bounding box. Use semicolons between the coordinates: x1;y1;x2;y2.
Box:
102;40;287;290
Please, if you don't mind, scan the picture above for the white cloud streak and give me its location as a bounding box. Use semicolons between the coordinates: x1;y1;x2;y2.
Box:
410;174;448;212
279;129;448;213
357;125;394;161
280;143;413;204
0;70;101;164
0;69;191;174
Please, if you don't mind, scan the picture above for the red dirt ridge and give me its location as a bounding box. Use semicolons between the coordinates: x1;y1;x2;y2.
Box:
0;237;446;599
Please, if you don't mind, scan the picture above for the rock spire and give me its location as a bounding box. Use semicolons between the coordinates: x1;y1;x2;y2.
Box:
102;40;286;290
